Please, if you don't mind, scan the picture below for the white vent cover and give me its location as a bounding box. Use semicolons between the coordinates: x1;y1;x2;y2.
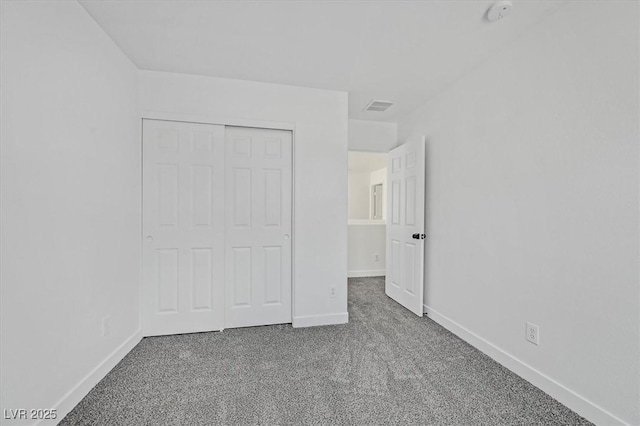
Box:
363;99;395;112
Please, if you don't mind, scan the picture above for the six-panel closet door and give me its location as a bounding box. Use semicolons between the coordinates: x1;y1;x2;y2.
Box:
142;120;226;336
224;126;292;328
142;120;293;336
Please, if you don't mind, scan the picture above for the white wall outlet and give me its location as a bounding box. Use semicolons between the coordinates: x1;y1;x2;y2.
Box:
329;287;337;299
102;316;111;337
374;253;380;262
526;322;539;345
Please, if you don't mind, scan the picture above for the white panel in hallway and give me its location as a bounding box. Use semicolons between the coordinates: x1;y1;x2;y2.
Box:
386;137;426;316
142;119;225;335
225;126;293;328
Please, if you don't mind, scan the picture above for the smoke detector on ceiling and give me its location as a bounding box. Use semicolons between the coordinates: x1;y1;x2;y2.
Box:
487;1;513;22
363;99;395;112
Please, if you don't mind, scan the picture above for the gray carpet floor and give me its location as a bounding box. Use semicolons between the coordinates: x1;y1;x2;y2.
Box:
61;277;591;425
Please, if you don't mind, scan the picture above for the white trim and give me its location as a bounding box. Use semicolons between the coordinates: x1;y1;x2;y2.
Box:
423;305;627;426
140;110;294;131
348;269;385;278
138;120;144;351
40;330;143;425
291;124;297;322
292;312;349;328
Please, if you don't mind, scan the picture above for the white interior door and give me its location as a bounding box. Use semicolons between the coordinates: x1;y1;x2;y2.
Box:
142;119;225;336
386;136;426;316
225;126;293;328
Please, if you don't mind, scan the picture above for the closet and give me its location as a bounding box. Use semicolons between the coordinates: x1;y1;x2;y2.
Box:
141;119;292;336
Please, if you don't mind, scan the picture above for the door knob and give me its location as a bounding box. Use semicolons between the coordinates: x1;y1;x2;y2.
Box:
412;233;426;240
146;235;154;242
283;234;290;241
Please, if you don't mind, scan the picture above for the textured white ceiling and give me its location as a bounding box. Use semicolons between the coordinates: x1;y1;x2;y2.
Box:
80;0;567;122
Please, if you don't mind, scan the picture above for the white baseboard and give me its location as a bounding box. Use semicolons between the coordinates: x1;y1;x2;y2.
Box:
292;312;349;328
41;329;143;426
348;269;385;278
423;305;627;426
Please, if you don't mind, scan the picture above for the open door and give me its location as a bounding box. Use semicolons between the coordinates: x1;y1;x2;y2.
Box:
385;136;425;316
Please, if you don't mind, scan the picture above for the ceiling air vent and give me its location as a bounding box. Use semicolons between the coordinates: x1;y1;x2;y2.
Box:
363;99;395;112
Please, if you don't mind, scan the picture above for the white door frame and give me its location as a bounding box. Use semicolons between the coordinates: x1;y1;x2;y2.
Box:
140;111;296;334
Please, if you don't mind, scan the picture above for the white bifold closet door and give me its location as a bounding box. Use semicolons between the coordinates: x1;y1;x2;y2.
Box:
142;120;292;336
224;126;292;328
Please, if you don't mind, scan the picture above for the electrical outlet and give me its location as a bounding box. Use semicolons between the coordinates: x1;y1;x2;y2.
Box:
525;322;539;345
329;287;337;299
102;316;111;337
374;254;380;262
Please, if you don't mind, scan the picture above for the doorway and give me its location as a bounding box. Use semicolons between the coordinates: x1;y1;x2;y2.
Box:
348;137;427;318
347;151;388;278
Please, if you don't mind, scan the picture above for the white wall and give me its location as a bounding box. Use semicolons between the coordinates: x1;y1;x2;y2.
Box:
398;2;639;424
347;224;386;278
348;161;387;277
348;118;397;152
138;70;349;327
348;171;371;220
0;2;141;424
